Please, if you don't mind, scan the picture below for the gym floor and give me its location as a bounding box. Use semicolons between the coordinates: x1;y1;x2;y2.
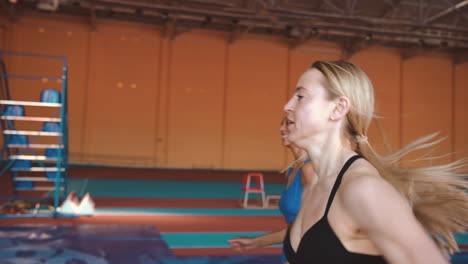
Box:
0;167;466;264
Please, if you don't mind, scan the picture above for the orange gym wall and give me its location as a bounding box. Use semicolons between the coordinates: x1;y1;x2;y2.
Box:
455;63;468;161
168;33;225;168
1;13;467;171
401;57;454;166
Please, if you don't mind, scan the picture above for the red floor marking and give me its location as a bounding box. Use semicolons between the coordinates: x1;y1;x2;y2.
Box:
92;197;243;208
0;215;285;232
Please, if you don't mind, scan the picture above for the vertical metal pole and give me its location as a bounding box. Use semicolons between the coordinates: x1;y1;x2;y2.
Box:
54;57;68;217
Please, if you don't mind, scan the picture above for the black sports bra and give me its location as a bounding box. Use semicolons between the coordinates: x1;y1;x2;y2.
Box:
284;155;387;264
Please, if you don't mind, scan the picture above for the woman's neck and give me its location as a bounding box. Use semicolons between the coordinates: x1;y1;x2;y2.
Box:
305;132;354;181
290;147;306;161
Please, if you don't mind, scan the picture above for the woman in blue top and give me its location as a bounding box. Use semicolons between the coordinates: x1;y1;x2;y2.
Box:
229;117;314;264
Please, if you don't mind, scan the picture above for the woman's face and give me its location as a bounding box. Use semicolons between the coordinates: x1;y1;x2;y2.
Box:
283;68;335;148
280;118;291;147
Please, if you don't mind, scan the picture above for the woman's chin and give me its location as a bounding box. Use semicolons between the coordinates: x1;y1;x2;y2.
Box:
286;135;297;144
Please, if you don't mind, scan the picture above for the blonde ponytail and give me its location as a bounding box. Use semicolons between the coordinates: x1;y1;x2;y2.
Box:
356;135;468;253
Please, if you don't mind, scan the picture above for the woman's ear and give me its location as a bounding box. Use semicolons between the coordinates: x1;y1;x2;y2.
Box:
330;96;350;121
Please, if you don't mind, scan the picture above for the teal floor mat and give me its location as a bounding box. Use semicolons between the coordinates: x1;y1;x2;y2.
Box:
455;233;468;244
161;232;281;248
160;231;468;249
68;178;285;199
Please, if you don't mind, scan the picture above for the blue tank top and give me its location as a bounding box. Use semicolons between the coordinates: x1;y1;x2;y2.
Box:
279;159;311;223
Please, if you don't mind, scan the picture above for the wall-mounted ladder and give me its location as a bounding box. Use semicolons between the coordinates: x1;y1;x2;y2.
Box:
0;51;69;216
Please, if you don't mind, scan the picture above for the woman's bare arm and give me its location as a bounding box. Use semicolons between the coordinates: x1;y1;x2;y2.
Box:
229;228;287;251
341;174;448;264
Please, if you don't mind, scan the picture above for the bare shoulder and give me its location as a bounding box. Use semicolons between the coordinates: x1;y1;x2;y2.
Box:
301;161;315;186
336;158;448;263
340;158;385;192
338;158;409;216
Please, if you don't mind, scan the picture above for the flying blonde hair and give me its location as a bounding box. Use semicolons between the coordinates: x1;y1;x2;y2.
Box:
312;60;468;254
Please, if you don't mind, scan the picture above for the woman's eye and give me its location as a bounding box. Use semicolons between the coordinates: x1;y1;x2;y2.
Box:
296;95;303;100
